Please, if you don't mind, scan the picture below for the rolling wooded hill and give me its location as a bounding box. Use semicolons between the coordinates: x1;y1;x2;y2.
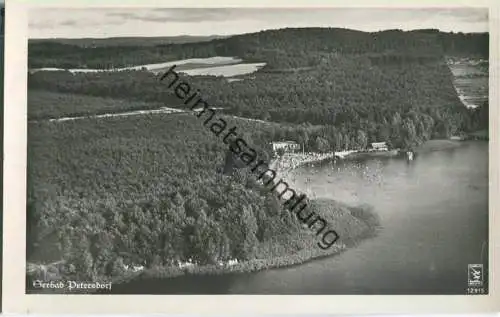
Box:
28;28;488;69
26;27;489;283
28;28;488;149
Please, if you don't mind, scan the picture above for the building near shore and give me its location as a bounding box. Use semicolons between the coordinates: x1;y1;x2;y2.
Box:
370;142;388;151
271;141;300;153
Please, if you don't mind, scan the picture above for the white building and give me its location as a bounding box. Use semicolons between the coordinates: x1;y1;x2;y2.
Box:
370;142;388;151
271;141;300;153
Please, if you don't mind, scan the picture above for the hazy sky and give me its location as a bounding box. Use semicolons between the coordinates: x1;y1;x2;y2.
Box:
29;7;488;39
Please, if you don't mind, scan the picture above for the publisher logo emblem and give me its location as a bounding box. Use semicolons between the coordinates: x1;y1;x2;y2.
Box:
468;264;483;287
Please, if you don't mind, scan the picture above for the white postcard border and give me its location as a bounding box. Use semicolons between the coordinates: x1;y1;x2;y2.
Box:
3;0;499;314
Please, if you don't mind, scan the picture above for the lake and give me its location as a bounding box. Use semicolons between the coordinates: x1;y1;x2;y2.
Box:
30;56;267;79
104;141;489;294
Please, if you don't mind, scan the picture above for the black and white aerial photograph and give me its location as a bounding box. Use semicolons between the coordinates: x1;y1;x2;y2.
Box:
25;6;490;295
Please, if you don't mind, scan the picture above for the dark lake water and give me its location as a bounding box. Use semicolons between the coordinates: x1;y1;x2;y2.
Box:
105;141;489;294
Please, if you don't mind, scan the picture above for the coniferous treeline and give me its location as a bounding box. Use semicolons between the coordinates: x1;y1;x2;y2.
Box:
29;35;228;48
28;27;488;151
27;112;377;283
27;90;167;120
26;27;489;284
28;51;476;150
28;28;488;69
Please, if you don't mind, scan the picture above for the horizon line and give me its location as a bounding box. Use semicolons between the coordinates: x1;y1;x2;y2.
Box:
28;26;489;40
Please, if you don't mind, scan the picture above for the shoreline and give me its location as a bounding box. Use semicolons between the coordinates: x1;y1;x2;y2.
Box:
95;153;382;285
272;138;477;175
26;138;476;292
270;150;356;176
26;198;380;293
117;200;380;283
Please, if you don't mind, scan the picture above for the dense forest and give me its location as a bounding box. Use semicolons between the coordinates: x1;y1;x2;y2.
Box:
27;27;489;283
28;60;482;150
28;29;489;150
28;28;488;69
27;113;378;282
27;90;167;120
29;35;228;48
